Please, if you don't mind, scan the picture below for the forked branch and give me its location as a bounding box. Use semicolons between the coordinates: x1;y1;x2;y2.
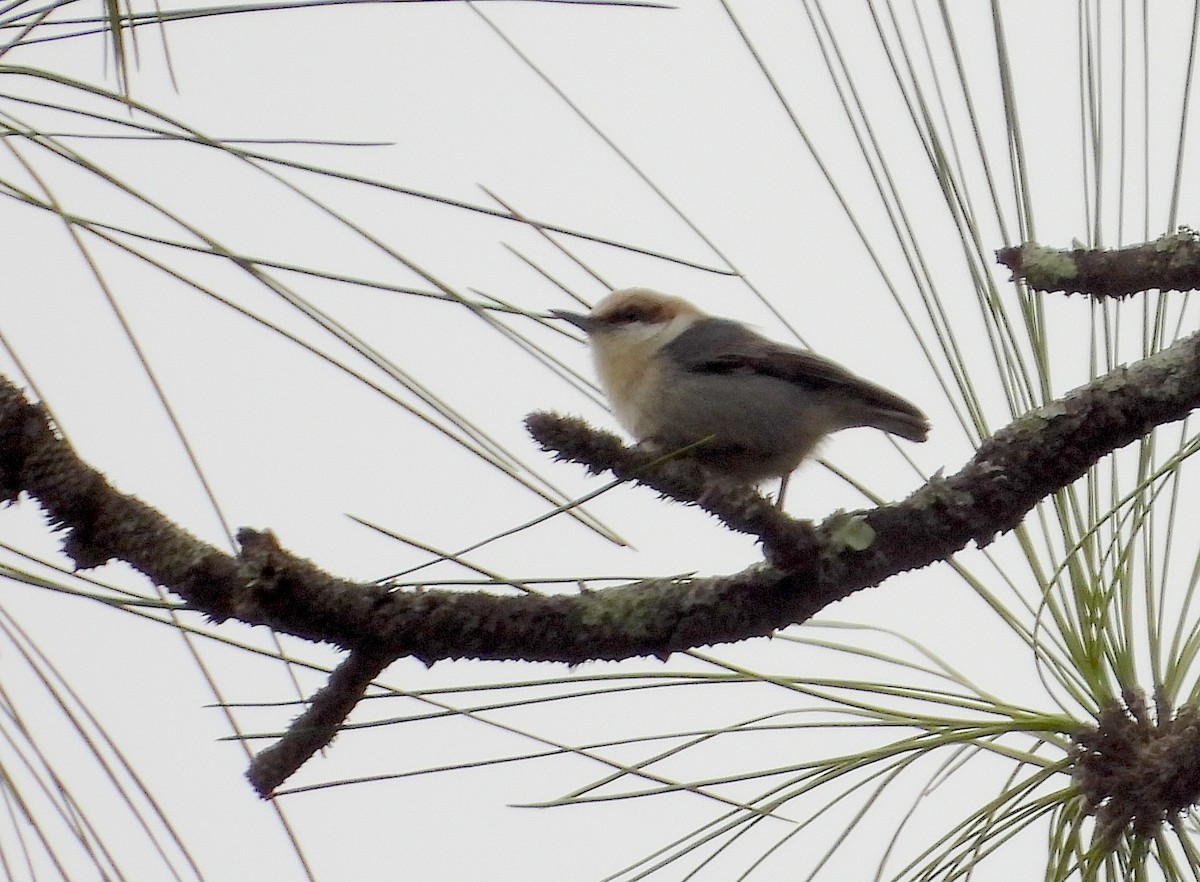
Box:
1;314;1198;795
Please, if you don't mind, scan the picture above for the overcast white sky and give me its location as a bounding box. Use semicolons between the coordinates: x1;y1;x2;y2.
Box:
1;1;1198;880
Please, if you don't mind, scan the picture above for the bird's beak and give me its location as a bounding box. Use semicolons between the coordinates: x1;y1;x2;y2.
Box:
549;308;597;333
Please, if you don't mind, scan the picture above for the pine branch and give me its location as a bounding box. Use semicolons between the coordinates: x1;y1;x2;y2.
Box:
996;229;1200;298
1;321;1198;794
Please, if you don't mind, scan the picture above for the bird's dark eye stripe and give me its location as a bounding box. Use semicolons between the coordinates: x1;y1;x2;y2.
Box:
605;305;661;324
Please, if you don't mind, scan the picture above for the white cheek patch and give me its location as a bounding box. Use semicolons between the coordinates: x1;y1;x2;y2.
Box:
656;315;697;348
586;313;703;438
617;321;671;347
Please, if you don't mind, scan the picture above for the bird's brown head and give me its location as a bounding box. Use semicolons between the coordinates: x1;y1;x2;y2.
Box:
550;288;705;337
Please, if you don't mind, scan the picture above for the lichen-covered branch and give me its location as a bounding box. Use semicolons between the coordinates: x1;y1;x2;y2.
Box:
1;323;1199;793
997;229;1200;297
520;413;818;569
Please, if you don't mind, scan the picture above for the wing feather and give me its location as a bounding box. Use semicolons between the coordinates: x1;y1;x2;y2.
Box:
664;318;928;437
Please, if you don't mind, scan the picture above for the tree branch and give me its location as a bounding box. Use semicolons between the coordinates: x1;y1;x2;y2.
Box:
1;324;1198;793
246;647;393;796
996;229;1200;298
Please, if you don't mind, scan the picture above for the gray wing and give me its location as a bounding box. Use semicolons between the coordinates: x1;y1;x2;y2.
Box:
665;318;929;439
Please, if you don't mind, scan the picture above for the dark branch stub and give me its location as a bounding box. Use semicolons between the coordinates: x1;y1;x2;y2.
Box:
247;647;392;797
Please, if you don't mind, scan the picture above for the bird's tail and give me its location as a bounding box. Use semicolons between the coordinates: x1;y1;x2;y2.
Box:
868;406;930;443
843;383;930;443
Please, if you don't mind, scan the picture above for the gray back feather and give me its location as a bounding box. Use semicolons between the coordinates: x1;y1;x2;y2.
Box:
665;318;926;427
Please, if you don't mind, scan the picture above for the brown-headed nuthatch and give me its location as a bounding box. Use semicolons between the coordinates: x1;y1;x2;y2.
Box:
552;288;929;500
